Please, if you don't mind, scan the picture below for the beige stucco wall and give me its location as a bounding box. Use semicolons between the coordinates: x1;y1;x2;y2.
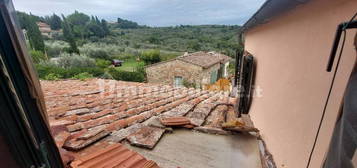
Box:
244;0;357;167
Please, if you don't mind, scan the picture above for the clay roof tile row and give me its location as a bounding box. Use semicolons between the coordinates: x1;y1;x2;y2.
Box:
42;79;237;167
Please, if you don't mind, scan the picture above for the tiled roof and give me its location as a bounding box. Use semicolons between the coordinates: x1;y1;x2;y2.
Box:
177;51;232;68
145;51;232;69
42;79;239;167
70;143;159;168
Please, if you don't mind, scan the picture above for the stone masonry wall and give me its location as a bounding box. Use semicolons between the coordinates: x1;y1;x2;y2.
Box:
201;63;221;84
146;60;203;86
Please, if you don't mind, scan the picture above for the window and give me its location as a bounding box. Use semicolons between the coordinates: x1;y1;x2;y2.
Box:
210;70;218;84
174;76;183;87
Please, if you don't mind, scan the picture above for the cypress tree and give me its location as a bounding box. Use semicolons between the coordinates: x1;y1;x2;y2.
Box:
61;14;79;54
95;16;101;25
50;14;62;30
27;15;45;51
101;19;110;36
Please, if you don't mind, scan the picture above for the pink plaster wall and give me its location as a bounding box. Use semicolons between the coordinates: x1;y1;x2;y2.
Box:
244;0;357;167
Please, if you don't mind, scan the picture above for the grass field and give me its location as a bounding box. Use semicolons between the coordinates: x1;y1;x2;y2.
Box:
116;59;145;72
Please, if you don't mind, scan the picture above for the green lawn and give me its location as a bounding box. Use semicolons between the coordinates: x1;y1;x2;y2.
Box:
115;59;145;72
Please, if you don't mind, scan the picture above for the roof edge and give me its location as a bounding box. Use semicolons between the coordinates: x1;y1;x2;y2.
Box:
242;0;310;32
145;51;232;69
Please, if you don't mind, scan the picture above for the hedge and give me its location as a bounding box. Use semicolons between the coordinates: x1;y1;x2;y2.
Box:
35;64;104;79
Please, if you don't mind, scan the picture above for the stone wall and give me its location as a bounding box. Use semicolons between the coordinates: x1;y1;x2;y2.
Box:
146;59;229;87
201;64;221;85
146;59;203;86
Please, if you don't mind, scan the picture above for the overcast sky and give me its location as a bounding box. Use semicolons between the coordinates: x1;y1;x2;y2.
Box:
13;0;265;26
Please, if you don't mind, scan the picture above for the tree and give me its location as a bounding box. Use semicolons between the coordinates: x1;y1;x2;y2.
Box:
67;11;90;26
87;18;105;38
141;50;161;65
187;40;201;51
16;11;30;29
61;14;79;54
101;19;110;36
67;11;90;39
30;50;46;63
28;21;45;51
49;14;62;30
116;17;139;29
16;12;45;51
95;16;101;25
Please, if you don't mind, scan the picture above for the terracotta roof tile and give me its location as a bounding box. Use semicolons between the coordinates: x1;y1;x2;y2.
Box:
63;130;110;151
160;117;191;126
186;94;222;126
107;123;145;143
177;51;232;68
41;79;239;165
70;143;159;168
204;105;228;128
126;126;166;149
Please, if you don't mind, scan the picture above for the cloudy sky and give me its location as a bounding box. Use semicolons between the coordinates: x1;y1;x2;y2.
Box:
13;0;265;26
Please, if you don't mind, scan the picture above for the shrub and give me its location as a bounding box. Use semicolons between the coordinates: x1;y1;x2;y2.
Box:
96;59;111;68
35;63;104;79
63;67;104;78
35;63;66;78
141;49;161;65
55;53;96;68
108;68;145;82
30;50;47;63
115;52;134;60
71;72;93;81
45;40;69;57
100;71;113;79
88;49;110;59
46;47;61;58
44;73;61;80
79;43;124;59
160;52;181;61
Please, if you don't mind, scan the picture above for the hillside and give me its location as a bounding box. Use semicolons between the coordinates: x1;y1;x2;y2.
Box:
17;11;241;83
108;25;241;57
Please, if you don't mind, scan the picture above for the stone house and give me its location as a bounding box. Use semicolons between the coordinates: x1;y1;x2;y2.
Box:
36;22;62;38
146;51;232;87
36;22;52;37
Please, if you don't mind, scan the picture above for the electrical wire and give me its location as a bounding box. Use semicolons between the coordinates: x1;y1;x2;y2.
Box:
306;12;357;168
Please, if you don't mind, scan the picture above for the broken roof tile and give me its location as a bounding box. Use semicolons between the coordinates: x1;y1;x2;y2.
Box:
144;116;165;128
77;125;106;140
54;131;71;148
160;117;191;126
107;123;145;142
63;130;110;151
126;126;166;149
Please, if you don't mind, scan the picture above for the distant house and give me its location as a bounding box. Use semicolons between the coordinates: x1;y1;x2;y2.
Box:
36;22;62;38
146;51;232;87
36;22;51;37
